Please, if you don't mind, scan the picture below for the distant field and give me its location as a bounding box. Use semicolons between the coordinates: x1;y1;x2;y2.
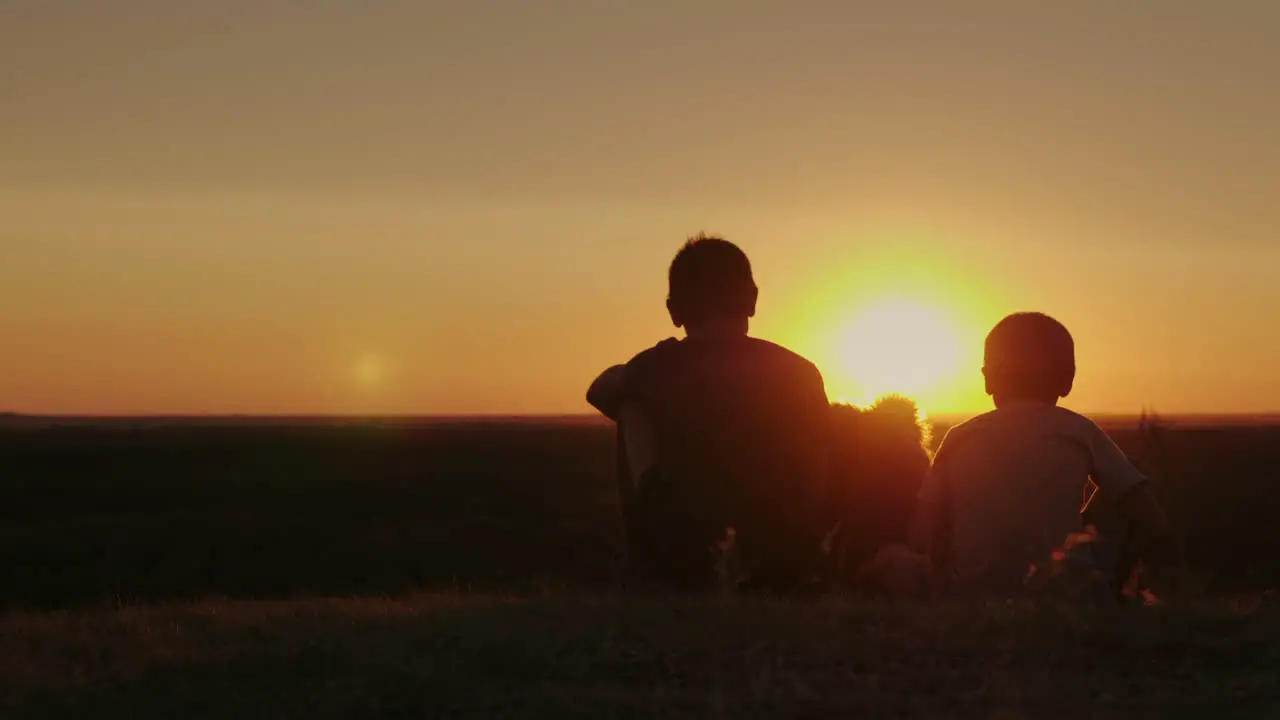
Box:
3;414;1279;611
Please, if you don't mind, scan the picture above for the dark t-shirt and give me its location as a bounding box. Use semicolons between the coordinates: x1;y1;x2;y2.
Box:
621;336;831;568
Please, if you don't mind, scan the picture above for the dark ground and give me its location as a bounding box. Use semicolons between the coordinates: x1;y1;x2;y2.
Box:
3;593;1278;719
2;415;1278;610
2;415;1280;717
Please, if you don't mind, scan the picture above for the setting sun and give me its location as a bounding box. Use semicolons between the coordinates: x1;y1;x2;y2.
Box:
835;299;963;406
815;297;979;414
768;240;1009;419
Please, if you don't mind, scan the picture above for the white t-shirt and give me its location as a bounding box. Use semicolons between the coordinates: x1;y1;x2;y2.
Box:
919;402;1146;590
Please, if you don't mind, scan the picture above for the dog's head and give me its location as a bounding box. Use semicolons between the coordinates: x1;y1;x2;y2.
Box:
827;397;933;576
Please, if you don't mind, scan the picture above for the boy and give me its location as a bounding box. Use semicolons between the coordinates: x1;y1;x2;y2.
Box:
587;235;831;592
912;312;1174;598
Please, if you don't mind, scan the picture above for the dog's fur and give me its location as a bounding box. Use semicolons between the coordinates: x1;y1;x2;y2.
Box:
619;395;933;594
824;396;933;592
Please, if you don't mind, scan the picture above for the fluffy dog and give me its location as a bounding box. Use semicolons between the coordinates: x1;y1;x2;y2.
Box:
824;396;933;593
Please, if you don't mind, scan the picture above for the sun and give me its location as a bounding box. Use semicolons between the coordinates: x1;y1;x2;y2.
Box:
354;353;387;390
829;299;966;409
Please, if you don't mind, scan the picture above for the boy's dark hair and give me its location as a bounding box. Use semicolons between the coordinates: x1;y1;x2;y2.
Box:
667;234;757;326
983;312;1076;402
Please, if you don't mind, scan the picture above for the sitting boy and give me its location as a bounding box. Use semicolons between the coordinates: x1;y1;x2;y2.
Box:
911;312;1175;599
586;235;831;592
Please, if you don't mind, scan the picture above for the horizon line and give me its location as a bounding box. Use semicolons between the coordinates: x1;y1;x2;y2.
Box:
6;410;1280;421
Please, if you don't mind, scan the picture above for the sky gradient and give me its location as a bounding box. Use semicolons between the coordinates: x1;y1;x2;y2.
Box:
3;1;1277;415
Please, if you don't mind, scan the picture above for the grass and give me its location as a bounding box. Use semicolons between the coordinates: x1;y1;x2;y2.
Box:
3;592;1278;718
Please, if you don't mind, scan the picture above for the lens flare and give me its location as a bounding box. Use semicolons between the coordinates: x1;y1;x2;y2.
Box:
354;353;386;390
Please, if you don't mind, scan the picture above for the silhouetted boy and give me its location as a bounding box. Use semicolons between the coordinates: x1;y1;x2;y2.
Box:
912;312;1174;598
587;235;831;592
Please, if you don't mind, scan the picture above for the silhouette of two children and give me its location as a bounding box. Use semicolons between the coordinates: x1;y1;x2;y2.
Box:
588;235;1173;599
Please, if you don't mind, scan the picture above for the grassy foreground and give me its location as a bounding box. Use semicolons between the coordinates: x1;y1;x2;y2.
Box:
2;593;1278;719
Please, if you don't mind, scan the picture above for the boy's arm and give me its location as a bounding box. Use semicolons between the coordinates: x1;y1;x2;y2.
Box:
1118;482;1178;595
1089;425;1177;585
798;365;834;533
586;364;629;422
1089;425;1170;536
1117;483;1172;552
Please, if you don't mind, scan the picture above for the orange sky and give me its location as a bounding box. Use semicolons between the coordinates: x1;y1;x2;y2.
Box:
2;2;1278;416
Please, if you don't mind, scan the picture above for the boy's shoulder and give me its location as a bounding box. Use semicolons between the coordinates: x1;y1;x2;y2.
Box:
622;333;814;371
625;337;682;366
741;337;823;372
941;404;1100;449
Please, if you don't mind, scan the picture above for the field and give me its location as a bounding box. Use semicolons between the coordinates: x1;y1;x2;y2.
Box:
2;415;1279;716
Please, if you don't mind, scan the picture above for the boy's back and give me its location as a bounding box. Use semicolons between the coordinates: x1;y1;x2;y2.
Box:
624;335;831;586
627;335;827;445
921;402;1145;592
588;235;833;590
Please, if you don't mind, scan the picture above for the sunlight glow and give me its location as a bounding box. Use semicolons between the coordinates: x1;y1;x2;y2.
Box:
767;238;1008;417
830;299;965;410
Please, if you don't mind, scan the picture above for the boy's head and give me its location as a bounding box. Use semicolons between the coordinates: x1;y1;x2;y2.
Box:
666;234;758;335
983;312;1076;406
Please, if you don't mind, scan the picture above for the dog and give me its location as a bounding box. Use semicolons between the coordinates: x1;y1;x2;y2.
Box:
825;396;933;593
